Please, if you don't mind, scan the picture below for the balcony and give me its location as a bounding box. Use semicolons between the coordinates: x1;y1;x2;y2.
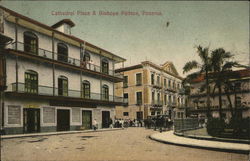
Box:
10;82;128;104
168;102;177;107
8;42;123;79
152;83;162;89
165;86;177;93
178;88;186;95
152;100;163;107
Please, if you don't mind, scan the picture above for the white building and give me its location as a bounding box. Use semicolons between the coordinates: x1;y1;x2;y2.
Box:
187;69;250;119
0;6;126;134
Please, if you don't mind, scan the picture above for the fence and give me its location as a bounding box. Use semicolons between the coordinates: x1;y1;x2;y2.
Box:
174;118;199;133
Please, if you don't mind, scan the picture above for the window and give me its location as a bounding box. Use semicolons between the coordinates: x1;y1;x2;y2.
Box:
157;76;160;85
24;31;38;55
157;93;160;104
151;73;154;85
102;85;109;100
151;111;155;116
168;80;171;88
157;111;160;115
136;73;142;86
58;76;68;96
235;82;241;91
177;83;180;89
82;80;90;99
136;92;142;105
124;93;128;99
25;70;38;94
101;59;109;74
169;95;172;103
83;52;90;62
57;43;68;63
173;81;176;89
164;94;167;105
236;97;241;107
152;92;155;103
123;112;129;116
164;79;167;88
123;76;128;88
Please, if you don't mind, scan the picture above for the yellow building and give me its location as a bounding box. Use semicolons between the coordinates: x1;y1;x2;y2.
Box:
115;61;187;121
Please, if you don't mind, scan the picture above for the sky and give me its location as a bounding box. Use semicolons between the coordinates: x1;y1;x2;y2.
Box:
2;1;249;77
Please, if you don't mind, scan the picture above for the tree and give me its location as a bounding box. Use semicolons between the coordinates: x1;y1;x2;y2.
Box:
210;48;242;119
183;45;212;118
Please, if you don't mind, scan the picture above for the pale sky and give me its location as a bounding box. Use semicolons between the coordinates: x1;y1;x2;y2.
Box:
2;1;249;77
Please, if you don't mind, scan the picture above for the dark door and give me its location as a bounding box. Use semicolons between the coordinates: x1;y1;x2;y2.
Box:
23;108;40;133
136;111;143;120
57;109;70;131
102;111;110;128
82;110;92;130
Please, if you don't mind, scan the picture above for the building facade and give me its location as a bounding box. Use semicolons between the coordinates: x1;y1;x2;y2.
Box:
187;69;250;119
115;61;186;121
0;6;127;134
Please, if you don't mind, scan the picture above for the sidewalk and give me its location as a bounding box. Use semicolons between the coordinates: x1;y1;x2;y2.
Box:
1;128;123;139
149;131;250;154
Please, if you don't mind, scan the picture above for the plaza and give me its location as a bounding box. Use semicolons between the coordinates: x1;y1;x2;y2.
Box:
1;128;249;161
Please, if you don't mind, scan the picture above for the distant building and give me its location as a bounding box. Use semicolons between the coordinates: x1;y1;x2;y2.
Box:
187;69;250;119
0;6;127;134
115;61;187;121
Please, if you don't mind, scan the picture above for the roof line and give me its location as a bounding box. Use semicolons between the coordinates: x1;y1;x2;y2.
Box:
0;5;126;62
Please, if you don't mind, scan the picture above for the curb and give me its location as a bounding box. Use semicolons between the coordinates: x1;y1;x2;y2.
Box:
174;132;250;144
149;134;250;154
1;128;124;139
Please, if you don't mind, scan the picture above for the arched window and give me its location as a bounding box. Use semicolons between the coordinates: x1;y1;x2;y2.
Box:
25;70;38;94
101;59;109;74
24;31;38;55
83;52;90;62
58;76;68;96
82;80;90;99
151;74;154;85
102;84;109;100
57;43;68;63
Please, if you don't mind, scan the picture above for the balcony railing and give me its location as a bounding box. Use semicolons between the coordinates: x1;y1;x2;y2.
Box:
152;100;163;106
9;42;123;79
11;82;128;104
168;102;177;107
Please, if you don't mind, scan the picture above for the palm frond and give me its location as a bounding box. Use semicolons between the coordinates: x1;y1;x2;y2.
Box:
183;60;199;74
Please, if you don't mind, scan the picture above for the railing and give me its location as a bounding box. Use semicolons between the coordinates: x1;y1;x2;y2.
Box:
152;100;163;106
11;82;128;103
9;42;123;79
174;118;199;133
168;102;177;106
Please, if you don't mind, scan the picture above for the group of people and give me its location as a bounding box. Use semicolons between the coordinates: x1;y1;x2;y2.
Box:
144;116;173;132
113;119;143;128
92;116;173;132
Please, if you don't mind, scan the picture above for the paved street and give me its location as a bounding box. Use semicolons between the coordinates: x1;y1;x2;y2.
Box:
1;128;249;161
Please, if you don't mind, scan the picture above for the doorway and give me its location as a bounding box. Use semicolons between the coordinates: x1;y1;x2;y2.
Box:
136;111;143;120
82;110;92;130
23;108;40;133
102;111;110;128
57;109;70;131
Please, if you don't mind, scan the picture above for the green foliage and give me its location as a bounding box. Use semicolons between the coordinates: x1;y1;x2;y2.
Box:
207;118;226;137
207;117;250;139
227;117;250;139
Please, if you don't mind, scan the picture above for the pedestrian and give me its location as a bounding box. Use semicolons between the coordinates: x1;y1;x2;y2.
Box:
121;119;124;129
109;118;113;128
93;119;98;131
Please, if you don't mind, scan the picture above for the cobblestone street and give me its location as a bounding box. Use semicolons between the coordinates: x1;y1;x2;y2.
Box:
1;128;249;161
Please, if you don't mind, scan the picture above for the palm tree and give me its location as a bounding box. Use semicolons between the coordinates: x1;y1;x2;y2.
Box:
183;45;212;118
210;48;241;119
